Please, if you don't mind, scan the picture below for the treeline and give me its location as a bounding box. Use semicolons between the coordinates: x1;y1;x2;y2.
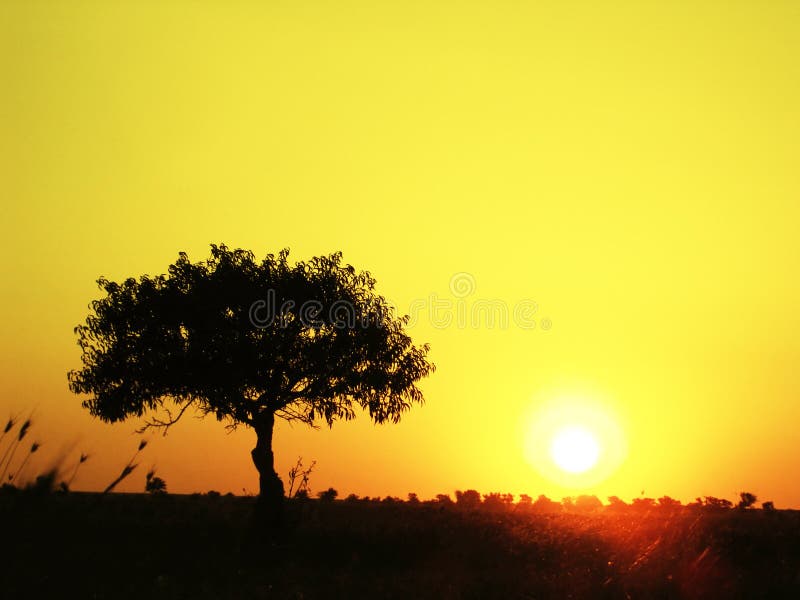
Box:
303;488;777;512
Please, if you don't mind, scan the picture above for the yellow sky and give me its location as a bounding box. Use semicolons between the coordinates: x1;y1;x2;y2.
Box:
2;1;799;505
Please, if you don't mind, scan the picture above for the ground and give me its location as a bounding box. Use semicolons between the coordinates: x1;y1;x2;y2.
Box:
3;491;799;599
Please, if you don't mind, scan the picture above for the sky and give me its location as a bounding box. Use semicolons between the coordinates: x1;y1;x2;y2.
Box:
2;0;799;505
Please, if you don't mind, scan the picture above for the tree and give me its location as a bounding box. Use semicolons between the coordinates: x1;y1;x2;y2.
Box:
737;491;757;509
574;494;602;513
531;494;561;513
703;496;733;510
317;487;338;502
68;245;434;531
657;495;681;509
455;489;481;509
606;496;628;513
631;497;656;510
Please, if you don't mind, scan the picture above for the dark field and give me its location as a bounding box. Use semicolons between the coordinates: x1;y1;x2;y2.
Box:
3;492;800;599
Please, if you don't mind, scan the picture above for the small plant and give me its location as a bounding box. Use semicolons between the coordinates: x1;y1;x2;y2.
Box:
0;414;17;448
145;468;168;495
27;468;58;495
61;453;90;492
0;417;32;482
287;457;316;499
9;441;40;483
103;439;148;494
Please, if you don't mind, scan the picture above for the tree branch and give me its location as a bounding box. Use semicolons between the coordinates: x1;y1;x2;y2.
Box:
275;404;318;428
135;399;195;436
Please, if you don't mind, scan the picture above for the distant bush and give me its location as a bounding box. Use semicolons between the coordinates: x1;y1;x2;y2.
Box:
145;469;167;495
704;496;733;510
738;492;757;509
317;487;338;502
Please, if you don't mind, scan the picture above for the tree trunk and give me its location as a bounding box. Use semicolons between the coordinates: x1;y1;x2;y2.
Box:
250;411;285;537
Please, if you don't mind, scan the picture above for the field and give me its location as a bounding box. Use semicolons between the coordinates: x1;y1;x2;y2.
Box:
3;491;799;599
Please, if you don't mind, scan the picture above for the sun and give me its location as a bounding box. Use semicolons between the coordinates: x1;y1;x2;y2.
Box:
522;392;627;488
550;425;601;474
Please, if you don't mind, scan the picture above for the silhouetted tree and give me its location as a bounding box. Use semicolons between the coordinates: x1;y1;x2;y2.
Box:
762;501;775;511
703;496;733;509
68;245;434;533
317;487;338;502
532;494;561;513
606;495;628;513
455;489;481;509
631;497;656;510
574;494;603;513
737;491;757;509
517;494;533;508
435;493;453;505
657;496;681;509
482;492;513;510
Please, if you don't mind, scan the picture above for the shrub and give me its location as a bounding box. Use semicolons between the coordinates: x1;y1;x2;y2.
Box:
145;469;168;495
317;487;338;502
738;492;757;509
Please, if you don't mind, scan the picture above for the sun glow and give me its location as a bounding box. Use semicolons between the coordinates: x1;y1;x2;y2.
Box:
523;393;627;488
550;426;600;474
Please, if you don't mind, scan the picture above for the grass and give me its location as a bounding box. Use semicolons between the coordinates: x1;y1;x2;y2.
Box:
2;491;799;599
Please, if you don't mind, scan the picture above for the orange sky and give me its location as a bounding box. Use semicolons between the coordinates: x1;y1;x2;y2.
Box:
2;1;799;505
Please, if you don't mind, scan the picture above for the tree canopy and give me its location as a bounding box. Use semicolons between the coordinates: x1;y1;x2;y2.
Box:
68;244;434;432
